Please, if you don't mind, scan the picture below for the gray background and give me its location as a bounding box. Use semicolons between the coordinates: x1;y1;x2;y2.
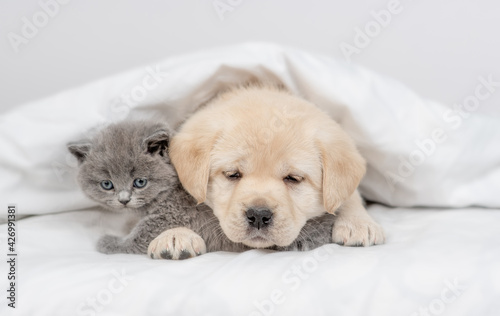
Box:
1;0;498;114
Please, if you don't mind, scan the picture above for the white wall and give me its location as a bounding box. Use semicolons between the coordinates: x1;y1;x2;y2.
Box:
1;0;499;115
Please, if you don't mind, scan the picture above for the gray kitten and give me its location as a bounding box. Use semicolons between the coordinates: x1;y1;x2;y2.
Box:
68;121;335;260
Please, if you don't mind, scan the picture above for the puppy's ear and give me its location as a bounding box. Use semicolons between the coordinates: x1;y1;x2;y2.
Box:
318;123;366;214
169;122;219;204
143;129;170;156
67;141;92;164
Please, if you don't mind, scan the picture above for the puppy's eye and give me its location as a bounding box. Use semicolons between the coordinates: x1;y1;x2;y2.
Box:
133;178;148;188
284;175;302;184
224;171;242;180
100;180;114;190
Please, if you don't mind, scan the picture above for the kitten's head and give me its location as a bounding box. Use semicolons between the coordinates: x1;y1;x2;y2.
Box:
68;121;177;212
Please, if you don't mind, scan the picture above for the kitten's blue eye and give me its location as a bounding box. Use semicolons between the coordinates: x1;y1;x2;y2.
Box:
100;180;114;190
133;178;147;188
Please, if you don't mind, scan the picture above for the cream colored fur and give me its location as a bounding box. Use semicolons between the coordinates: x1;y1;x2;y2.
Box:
170;85;385;248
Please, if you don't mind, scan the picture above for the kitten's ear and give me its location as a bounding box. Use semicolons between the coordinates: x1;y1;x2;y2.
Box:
67;141;92;164
144;130;170;156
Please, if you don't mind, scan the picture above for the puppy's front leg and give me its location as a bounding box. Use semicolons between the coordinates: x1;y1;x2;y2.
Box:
331;190;385;246
148;227;207;260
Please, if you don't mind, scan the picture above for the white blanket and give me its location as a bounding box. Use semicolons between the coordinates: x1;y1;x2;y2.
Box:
1;205;499;315
0;43;498;315
1;43;499;218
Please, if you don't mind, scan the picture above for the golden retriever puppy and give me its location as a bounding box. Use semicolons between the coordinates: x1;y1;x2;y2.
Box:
169;85;385;249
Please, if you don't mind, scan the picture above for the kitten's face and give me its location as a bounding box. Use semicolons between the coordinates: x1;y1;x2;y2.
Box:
77;152;175;211
69;122;177;212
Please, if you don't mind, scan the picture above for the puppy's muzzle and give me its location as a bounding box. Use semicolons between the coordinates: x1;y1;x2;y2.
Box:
246;207;273;230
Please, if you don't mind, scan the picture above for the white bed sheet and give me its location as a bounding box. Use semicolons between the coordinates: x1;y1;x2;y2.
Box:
1;204;498;316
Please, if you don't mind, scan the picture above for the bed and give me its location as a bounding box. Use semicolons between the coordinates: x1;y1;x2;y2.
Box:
1;43;499;316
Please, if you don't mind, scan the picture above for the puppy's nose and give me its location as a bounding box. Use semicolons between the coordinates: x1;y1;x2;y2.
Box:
246;208;273;229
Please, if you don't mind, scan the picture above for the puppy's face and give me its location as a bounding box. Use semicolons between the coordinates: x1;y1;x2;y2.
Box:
207;126;325;248
171;87;366;248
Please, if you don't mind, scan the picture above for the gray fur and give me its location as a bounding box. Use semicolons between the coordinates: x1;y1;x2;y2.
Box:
69;120;337;258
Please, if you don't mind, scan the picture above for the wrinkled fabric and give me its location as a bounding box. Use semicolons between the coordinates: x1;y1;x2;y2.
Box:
1;43;499;219
0;205;498;316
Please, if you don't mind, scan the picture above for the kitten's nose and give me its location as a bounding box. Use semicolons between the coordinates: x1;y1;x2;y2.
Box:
118;191;131;205
119;199;130;205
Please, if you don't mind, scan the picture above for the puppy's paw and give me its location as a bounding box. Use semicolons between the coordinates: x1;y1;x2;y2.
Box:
97;235;123;254
148;227;207;260
332;217;385;247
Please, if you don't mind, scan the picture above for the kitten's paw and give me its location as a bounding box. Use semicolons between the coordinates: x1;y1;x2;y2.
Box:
332;217;385;247
148;227;207;260
96;235;123;254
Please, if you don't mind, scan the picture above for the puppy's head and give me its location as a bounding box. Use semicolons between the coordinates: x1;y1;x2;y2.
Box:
171;86;365;248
